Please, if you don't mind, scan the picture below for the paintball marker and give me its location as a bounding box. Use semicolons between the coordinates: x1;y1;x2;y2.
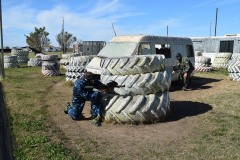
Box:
85;81;125;89
85;81;125;94
173;65;182;72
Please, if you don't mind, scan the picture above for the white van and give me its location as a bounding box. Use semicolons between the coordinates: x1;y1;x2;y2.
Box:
86;35;195;81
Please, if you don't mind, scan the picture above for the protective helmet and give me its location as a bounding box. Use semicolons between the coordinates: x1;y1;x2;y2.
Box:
83;72;94;80
176;53;182;60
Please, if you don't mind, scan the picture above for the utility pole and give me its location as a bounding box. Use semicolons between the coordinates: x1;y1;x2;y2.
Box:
214;8;218;37
210;20;212;36
0;0;4;79
62;17;65;54
167;25;168;37
111;22;117;37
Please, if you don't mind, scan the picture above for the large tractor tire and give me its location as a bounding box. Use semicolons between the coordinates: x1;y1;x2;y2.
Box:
41;55;60;76
11;49;29;56
42;61;60;70
17;56;29;64
195;56;211;64
195;66;212;72
103;92;170;124
228;59;240;73
65;56;95;82
212;52;232;68
229;73;240;81
28;58;42;67
195;56;212;72
4;56;18;63
101;70;171;95
69;55;95;66
41;69;60;76
3;56;19;68
100;55;165;75
60;53;81;66
100;55;171;124
231;53;240;60
41;54;58;61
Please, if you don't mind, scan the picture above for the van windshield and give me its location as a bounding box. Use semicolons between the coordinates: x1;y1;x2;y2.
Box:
98;42;138;58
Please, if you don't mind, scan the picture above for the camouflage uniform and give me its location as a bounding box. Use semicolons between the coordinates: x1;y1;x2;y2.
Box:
175;57;194;88
67;77;104;121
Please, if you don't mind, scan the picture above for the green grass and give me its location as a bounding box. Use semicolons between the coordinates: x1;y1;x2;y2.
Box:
2;67;79;160
211;68;229;76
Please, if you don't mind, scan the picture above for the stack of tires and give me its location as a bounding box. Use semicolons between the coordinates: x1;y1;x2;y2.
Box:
4;56;19;68
11;49;29;65
228;53;240;81
60;53;80;69
28;58;42;67
65;55;95;82
98;55;171;124
212;52;232;68
41;54;60;76
195;56;212;72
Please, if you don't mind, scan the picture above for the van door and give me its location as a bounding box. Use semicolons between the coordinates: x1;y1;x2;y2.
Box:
186;45;195;69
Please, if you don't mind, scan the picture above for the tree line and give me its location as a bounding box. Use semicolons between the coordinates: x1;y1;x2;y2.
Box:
25;27;76;53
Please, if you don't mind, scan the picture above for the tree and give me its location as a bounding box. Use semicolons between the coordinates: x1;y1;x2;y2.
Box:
25;27;50;53
56;31;76;53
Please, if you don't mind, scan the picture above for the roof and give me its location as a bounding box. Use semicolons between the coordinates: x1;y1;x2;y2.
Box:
191;36;240;41
110;35;192;44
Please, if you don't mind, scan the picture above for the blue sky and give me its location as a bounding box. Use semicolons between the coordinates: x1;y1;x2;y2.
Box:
2;0;240;47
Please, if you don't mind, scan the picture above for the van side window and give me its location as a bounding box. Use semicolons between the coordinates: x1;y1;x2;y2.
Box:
186;45;194;57
138;44;151;55
155;44;171;58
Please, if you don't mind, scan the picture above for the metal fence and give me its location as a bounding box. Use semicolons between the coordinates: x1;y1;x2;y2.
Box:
78;41;106;56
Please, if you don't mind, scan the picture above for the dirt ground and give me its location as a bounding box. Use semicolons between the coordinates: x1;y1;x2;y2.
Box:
46;74;233;159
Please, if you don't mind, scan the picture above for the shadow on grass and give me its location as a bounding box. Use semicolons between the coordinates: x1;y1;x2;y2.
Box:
0;83;14;160
170;76;221;92
165;101;212;122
